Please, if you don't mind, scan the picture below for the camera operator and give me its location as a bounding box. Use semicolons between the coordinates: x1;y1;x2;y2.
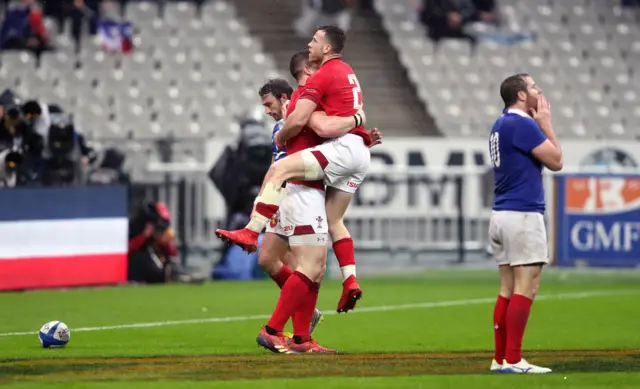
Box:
41;115;97;186
0;100;44;186
21;99;51;140
128;201;177;284
209;118;272;230
127;200;204;284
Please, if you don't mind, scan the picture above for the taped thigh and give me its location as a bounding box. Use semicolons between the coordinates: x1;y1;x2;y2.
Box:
289;233;329;247
300;149;327;181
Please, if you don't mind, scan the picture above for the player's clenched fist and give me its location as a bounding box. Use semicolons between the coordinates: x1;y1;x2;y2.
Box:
366;127;382;148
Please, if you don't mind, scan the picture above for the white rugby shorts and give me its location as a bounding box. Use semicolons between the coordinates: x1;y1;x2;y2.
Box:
264;183;328;246
489;210;549;266
307;133;371;193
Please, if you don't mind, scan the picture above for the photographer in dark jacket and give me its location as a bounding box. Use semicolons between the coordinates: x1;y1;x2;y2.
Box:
128;201;178;284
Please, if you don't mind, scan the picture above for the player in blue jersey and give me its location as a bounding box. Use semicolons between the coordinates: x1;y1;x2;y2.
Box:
271;119;287;162
488;74;563;374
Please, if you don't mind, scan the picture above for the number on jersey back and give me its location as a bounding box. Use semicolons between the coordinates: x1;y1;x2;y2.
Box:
490;132;500;168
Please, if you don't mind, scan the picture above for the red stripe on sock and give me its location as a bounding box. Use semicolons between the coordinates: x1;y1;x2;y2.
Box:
333;237;355;267
505;294;533;364
270;265;292;289
255;202;279;219
493;295;510;363
266;272;313;332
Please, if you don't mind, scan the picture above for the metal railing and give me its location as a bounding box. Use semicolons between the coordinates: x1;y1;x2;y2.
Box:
133;162;640;265
135;163;498;263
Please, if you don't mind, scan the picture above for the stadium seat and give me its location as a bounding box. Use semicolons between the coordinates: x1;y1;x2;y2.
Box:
375;0;640;138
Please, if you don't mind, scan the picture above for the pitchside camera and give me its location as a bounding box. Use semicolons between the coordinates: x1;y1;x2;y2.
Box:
47;119;76;159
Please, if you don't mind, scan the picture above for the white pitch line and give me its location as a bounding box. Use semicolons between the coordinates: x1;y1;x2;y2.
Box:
0;289;635;338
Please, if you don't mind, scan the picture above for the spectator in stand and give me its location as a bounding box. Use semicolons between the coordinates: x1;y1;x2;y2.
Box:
0;0;51;55
294;0;355;38
419;0;498;46
70;0;95;54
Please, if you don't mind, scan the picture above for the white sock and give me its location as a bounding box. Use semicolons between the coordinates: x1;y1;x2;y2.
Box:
247;214;270;233
246;183;283;233
341;265;356;283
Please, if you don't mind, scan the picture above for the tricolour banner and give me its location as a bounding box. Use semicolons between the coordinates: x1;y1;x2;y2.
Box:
555;174;640;268
0;186;129;291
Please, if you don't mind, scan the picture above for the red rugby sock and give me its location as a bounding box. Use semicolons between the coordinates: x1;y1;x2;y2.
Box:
266;272;314;332
270;265;292;289
333;238;356;281
493;295;510;363
293;283;320;342
505;294;533;364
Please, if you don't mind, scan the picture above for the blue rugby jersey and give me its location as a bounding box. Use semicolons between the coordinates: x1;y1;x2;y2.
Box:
271;119;287;161
490;109;547;214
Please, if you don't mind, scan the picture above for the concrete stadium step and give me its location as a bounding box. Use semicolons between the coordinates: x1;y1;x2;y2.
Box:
230;0;439;136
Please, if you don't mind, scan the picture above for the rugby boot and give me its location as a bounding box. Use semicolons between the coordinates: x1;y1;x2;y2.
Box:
256;327;293;354
288;338;338;354
490;359;503;372
336;275;362;313
501;359;552;374
216;228;260;253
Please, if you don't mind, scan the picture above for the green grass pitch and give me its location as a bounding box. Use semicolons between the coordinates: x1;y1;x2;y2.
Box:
1;269;639;388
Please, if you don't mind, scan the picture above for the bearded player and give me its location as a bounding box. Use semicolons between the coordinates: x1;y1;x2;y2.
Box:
236;59;360;353
216;26;372;318
489;74;562;373
256;52;381;325
254;73;378;339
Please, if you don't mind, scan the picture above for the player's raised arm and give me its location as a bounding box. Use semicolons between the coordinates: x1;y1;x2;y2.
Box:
275;99;317;149
307;108;366;138
529;95;563;171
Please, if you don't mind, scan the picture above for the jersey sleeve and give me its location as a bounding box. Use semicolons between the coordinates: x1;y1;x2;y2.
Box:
512;118;547;153
300;71;331;104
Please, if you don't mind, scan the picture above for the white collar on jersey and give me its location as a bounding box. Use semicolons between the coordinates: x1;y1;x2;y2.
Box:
506;108;532;119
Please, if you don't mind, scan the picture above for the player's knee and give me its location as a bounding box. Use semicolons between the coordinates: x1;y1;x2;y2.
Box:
258;249;278;273
514;275;540;299
297;255;326;280
328;218;348;241
500;283;514;299
315;264;327;283
269;160;288;181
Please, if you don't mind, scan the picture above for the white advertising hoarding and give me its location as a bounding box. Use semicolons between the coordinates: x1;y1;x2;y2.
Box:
205;137;640;219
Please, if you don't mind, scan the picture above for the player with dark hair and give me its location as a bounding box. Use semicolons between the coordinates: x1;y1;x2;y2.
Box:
216;26;372;323
488;73;562;373
244;46;380;353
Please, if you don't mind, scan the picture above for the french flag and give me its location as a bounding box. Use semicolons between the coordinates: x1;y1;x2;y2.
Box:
98;19;134;54
0;186;129;291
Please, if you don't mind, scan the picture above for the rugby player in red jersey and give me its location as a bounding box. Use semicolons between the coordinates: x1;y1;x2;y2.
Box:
216;25;373;324
248;51;381;353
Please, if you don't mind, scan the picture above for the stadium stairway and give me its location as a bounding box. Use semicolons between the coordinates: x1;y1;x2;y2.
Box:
230;0;439;136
